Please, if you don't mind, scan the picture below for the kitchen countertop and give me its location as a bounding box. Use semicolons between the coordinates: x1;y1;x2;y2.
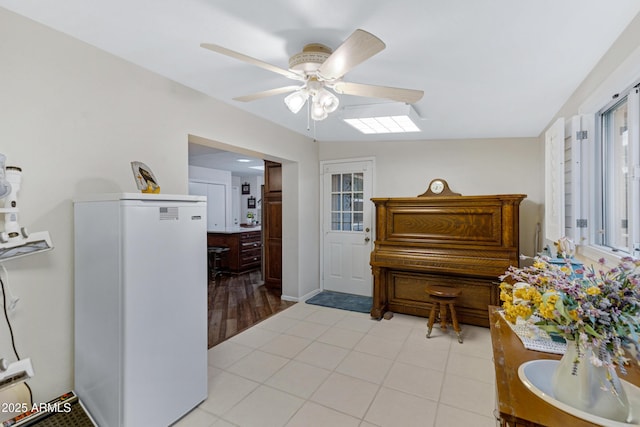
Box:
208;226;261;234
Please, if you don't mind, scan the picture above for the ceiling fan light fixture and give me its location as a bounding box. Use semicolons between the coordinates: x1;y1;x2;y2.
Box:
310;100;329;121
284;90;309;114
284;86;338;121
318;88;340;113
288;43;332;73
201;29;423;127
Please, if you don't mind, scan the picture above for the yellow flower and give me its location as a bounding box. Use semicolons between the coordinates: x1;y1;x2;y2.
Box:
533;260;546;269
538;301;556;319
502;301;517;323
500;290;513;303
503;302;532;323
546;292;559;305
568;309;579;321
538;292;560;320
513;287;530;300
530;289;543;305
515;304;532;319
586;286;601;296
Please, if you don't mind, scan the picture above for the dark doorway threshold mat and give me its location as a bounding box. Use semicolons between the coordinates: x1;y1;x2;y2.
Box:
305;291;372;313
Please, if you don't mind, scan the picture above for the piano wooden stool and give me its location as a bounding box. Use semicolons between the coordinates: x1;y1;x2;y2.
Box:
426;286;463;343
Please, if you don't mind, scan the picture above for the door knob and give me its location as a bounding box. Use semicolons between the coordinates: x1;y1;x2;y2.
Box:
365;237;370;243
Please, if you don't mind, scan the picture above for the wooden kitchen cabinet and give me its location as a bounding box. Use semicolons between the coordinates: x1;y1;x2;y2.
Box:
207;230;261;273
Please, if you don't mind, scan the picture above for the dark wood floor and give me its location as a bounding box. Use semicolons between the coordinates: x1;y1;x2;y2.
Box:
208;270;296;348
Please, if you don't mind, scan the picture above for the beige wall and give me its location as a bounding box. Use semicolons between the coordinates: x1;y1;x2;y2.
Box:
319;138;544;257
0;8;318;403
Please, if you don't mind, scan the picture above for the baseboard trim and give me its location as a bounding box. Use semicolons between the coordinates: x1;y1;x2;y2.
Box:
281;288;321;303
280;294;298;302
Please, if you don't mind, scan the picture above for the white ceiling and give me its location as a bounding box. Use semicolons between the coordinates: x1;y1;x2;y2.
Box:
1;1;640;143
188;143;264;177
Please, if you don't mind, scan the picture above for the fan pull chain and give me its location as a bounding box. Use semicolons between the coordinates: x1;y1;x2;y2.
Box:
306;99;317;140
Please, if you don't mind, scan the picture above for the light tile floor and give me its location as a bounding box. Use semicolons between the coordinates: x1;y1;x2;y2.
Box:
174;303;498;427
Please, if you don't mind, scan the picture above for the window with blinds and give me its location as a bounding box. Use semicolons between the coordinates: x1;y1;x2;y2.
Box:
595;85;640;255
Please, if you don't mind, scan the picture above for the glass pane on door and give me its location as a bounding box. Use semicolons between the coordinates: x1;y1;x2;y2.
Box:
330;172;364;231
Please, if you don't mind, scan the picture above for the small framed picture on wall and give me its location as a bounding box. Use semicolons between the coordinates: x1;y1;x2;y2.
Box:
242;182;250;195
247;196;256;208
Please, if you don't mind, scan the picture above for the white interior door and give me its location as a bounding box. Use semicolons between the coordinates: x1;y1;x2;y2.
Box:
189;181;226;231
322;160;373;296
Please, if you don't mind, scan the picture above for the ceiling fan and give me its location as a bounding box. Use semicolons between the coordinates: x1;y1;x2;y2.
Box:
201;29;424;121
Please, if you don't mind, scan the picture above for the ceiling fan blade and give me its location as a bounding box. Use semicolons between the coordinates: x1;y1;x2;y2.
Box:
317;29;386;81
233;86;301;102
333;82;424;104
200;43;304;81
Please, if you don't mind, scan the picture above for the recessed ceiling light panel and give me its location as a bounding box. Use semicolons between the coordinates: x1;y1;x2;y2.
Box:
341;103;422;134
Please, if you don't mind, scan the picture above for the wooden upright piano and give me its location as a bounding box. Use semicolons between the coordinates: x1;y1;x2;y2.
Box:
369;185;525;327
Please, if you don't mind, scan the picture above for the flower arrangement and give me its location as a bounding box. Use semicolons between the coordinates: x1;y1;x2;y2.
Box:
499;242;640;376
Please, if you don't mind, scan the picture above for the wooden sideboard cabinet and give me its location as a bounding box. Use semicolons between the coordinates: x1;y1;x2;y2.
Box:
489;306;640;426
370;193;526;327
208;230;262;273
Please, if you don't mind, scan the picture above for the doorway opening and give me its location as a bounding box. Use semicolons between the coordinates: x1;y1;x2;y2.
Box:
187;138;287;347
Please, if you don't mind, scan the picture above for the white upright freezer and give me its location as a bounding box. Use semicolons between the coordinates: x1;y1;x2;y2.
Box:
74;193;208;427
